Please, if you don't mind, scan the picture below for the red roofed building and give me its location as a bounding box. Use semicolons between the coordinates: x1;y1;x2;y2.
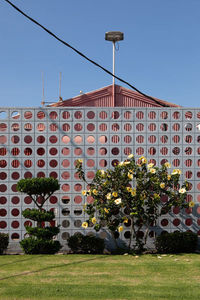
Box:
50;84;180;108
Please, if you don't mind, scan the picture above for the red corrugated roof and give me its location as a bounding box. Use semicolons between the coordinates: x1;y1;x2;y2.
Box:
50;85;180;108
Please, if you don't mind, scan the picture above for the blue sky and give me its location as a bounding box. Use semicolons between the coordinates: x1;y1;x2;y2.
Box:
1;0;200;107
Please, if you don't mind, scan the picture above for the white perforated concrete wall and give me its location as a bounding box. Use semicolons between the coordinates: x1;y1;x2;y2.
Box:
0;107;200;250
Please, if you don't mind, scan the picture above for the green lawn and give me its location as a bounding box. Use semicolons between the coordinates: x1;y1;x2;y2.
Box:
0;254;200;300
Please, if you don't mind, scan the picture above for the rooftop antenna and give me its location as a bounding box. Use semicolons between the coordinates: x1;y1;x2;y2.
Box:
41;72;45;106
59;72;63;102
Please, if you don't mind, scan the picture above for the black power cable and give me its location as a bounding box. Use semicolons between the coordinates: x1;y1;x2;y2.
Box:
3;0;169;107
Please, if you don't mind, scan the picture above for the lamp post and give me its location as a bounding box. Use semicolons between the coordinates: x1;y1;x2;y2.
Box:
105;31;124;85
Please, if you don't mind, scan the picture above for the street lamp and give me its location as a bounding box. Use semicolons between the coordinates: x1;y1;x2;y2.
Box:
105;31;124;85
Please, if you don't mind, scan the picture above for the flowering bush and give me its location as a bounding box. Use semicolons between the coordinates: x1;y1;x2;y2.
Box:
76;155;190;251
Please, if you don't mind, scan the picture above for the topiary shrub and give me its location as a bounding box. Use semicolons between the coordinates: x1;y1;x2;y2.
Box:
155;231;198;253
0;233;9;255
17;177;62;254
67;233;105;254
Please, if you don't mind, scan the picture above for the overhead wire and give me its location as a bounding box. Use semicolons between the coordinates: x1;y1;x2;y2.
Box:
3;0;169;107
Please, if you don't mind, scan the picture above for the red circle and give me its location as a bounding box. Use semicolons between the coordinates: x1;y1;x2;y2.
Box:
11;135;19;144
0;135;7;144
24;171;32;178
37;172;45;178
24;196;32;204
99;159;107;167
0;197;7;204
11;184;17;192
161;219;168;226
24;159;32;168
37;135;45;143
24;135;32;144
0;221;7;228
87;196;94;204
173;219;180;226
87;123;95;131
87;111;95;119
49;171;58;179
62;171;70;180
12;196;20;204
0;184;7;192
50;196;58;204
62;147;70;155
49;160;58;168
0;172;7;180
74;123;83;131
74;111;82;119
62;111;70;119
12;159;20;168
49;111;58;120
49;148;58;155
87;159;95;167
62;184;70;192
11;208;20;216
0;209;7;216
37;148;45;155
74;196;82;204
86;171;95;179
74;184;82;192
185;219;192;226
49;135;58;143
37;160;45;167
11;221;19;228
11;233;20;240
11;172;20;180
62;159;70;168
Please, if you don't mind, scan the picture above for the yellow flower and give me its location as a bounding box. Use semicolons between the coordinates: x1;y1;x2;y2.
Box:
82;222;88;229
128;154;134;159
82;190;87;196
179;188;186;194
141;157;147;164
131;188;136;197
118;161;124;166
77;159;83;164
153;193;160;199
112;191;118;197
167;175;171;180
164;162;171;168
104;208;109;213
149;168;156;174
92;189;98;195
118;226;123;232
106;193;111;200
160;183;165;189
123;218;129;224
189;201;195;208
91;217;96;224
172;169;181;175
124;161;130;165
114;198;122;205
128;172;133;180
100;170;105;176
147;163;154;168
126;186;132;192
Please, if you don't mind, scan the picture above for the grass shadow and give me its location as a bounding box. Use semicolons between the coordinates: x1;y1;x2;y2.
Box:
0;255;109;281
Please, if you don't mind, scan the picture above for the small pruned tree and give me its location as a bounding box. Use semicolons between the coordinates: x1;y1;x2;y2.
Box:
76;155;190;252
17;177;62;254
